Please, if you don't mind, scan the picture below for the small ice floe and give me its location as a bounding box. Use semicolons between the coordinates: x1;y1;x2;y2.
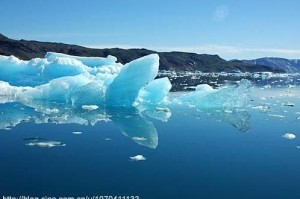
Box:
81;105;99;111
130;155;146;161
282;133;296;140
264;84;272;89
183;86;197;90
223;109;233;114
104;138;112;141
72;131;82;135
132;137;147;141
44;108;59;114
24;137;66;148
268;114;285;118
296;146;300;149
251;105;270;112
260;97;267;100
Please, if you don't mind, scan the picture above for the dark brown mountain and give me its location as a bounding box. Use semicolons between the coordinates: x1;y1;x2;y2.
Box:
0;33;284;73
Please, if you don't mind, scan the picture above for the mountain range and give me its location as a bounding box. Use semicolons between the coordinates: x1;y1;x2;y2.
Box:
242;57;300;73
0;33;297;73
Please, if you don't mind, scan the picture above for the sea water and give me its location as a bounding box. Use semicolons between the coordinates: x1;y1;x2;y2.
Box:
0;87;300;199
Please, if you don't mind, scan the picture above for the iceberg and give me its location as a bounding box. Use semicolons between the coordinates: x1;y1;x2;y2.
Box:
105;54;160;106
180;79;251;108
130;155;146;161
282;133;296;139
0;53;171;107
73;131;83;135
0;53;121;87
81;105;99;110
0;52;253;141
24;137;66;148
0;52;251;110
0;55;87;86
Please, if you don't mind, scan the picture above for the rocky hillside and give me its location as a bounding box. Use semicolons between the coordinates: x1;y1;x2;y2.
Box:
242;57;300;73
0;33;284;73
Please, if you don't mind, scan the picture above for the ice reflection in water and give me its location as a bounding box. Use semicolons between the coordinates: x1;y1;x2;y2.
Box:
0;94;253;148
1;85;299;149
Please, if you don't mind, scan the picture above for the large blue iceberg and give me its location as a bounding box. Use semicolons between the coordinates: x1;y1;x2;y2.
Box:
0;53;252;147
0;52;250;109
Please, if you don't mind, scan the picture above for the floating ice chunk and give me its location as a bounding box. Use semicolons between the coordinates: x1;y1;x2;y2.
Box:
1;52;256;112
264;84;272;88
180;79;251;108
24;137;66;148
72;131;82;135
195;84;214;92
268;114;285;118
82;105;99;110
282;133;296;139
224;109;233;114
1;53;169;107
130;155;146;161
44;108;59;114
181;84;215;104
25;141;66;148
104;138;112;141
251;105;270;112
132;137;147;141
45;52;118;67
105;54;159;106
135;77;172;107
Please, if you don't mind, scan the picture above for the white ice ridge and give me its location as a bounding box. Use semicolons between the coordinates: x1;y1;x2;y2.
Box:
0;52;251;108
45;52;117;67
0;53;122;86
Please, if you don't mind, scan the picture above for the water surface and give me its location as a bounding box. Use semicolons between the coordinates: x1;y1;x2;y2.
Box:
0;87;300;199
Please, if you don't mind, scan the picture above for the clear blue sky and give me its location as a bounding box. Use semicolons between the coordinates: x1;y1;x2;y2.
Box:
1;0;299;59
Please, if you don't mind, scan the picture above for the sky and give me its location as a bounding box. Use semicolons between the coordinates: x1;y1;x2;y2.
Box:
0;0;300;60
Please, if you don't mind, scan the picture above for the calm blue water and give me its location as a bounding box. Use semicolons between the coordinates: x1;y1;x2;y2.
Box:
0;87;300;199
